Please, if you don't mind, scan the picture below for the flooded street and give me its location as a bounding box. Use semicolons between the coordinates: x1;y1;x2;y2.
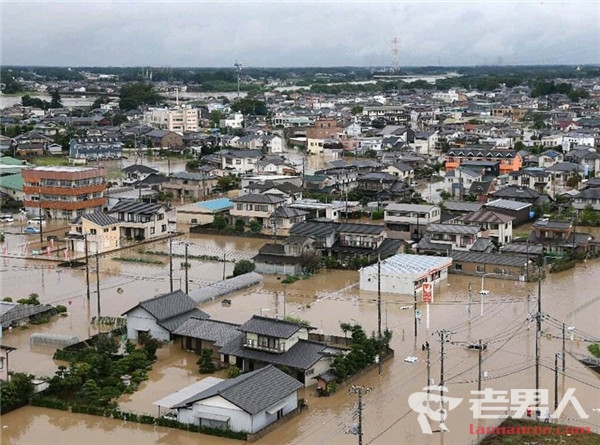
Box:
2;229;600;444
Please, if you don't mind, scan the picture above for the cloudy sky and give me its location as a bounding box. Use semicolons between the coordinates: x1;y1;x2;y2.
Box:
2;1;599;67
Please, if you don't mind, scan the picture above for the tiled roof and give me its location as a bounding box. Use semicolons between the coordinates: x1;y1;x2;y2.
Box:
271;206;308;219
129;290;208;322
172;365;303;414
289;220;337;238
457;210;514;224
109;199;164;215
238;315;304;339
122;164;158;174
338;222;384;235
232;194;286;204
219;336;339;371
450;250;528;267
172;318;241;347
252;253;302;265
427;223;481;235
82;212;120;227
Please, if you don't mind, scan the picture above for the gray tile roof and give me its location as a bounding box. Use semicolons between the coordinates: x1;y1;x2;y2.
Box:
444;201;483;213
532;219;572;230
427;223;481;235
122;164;158;174
172;318;241;347
232;193;286;204
252;253;302;266
457;210;514;224
82;212;120;227
258;244;286;255
338;222;385;235
238;315;303;339
110;199;165;215
172;364;303;414
126;290;210;329
219;335;339;371
289;220;337;238
272;206;308;219
451;250;528;267
484;199;531;211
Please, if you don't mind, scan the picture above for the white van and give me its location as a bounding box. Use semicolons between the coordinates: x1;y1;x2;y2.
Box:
0;214;15;223
27;216;47;226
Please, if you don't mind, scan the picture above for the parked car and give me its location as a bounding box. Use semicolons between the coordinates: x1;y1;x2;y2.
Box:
27;217;47;226
24;226;41;234
0;214;15;223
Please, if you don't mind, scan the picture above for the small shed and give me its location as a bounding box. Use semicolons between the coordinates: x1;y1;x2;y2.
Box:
313;370;337;396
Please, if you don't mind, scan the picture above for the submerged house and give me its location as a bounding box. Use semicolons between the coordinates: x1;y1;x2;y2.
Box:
157;365;303;433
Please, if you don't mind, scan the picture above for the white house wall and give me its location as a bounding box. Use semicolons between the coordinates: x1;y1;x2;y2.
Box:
125;307;170;342
359;268;449;295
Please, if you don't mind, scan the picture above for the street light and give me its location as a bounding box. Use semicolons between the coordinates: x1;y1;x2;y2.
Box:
480;273;494;316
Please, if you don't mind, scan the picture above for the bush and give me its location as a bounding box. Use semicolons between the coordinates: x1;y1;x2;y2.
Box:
589;344;600;358
197;348;216;374
55;305;67;313
2;297;12;302
212;214;227;230
234;219;245;233
17;293;40;305
228;366;240;378
233;260;255;277
371;210;384;220
1;373;34;414
248;220;262;234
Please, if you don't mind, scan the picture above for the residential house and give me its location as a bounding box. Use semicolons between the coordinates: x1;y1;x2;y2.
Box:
46;143;63;155
483;199;533;227
66;212;121;254
246;181;303;204
69;137;123;161
382;162;414;181
0;173;24;202
562;133;596;152
333;222;401;263
219;315;345;385
450;251;529;280
545;162;585;194
508;168;552;195
412;130;439;156
230;194;286;227
468;181;495;202
444;167;483;198
565;147;600;178
384;203;441;241
305;117;342;140
573;188;600;211
220;149;263;174
12;131;52;158
262;134;284;154
455;209;514;245
416;223;483;255
527;218;600;256
0;345;17;382
362;106;410;126
253;236;314;275
288;199;345;222
538;150;563;168
162;172;220;202
288;220;338;251
265;206;309;235
489;185;545;207
123;290;210;342
173;318;241;359
144;129;184;148
121;164;159;186
165;365;304;433
108;200;170;240
176;198;234;226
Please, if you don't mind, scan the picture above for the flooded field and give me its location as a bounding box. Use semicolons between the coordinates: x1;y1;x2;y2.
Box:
1;229;600;444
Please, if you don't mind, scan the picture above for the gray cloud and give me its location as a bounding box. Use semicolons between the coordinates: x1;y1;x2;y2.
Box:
1;1;599;67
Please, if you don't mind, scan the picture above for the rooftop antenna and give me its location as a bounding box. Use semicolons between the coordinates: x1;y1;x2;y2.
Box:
234;60;243;100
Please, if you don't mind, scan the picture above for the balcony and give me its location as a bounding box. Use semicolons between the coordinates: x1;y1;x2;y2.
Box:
24;197;106;210
24;183;106;196
243;338;286;354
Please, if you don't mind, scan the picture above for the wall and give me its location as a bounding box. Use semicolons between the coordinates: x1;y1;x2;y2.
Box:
194;395;251;432
359;268;449;295
125;307;170;342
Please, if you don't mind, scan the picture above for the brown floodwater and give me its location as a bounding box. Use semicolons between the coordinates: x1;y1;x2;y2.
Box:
2;230;600;445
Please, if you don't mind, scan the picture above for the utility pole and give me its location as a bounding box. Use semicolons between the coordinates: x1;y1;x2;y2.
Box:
169;235;173;292
478;338;483;391
413;282;418;338
422;342;431;405
184;243;189;294
349;385;371;445
95;252;101;326
377;255;382;375
562;323;566;373
535;269;542;396
468;281;472;323
222;252;226;280
84;234;90;302
554;353;559;410
436;330;452;416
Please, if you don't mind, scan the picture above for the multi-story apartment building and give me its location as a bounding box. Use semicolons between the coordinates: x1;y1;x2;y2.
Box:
445;147;522;175
144;106;199;132
69;137;123;161
22;166;107;219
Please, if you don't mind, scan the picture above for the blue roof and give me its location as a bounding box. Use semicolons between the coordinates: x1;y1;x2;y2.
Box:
195;198;233;211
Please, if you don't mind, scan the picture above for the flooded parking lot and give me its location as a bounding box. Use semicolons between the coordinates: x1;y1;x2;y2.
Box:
1;230;600;444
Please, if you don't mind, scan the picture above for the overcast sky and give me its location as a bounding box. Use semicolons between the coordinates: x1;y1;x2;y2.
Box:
2;1;599;67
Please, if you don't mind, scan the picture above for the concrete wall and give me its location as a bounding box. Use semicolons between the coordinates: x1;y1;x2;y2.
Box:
359;268;449;295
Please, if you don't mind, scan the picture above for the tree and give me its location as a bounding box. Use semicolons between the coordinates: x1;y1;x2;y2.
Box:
234;218;245;233
209;110;224;128
231;97;268;116
197;348;216;373
233;259;255;277
212;214;227;230
0;373;34;412
95;334;120;357
80;379;100;404
351;105;364;115
50;90;63;109
228;365;240;378
299;249;321;274
119;82;162;111
248;219;262;234
513;141;526;151
217;175;239;191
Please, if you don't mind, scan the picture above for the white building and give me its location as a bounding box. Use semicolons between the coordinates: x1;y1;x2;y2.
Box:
220;112;244;129
158;365;303;433
359;254;452;295
144;106;200;132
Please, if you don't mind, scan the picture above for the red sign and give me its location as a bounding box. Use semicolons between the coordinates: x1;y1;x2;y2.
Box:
422;283;433;303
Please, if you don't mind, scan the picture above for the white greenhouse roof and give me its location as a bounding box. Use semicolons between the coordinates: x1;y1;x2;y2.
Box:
360;254;452;276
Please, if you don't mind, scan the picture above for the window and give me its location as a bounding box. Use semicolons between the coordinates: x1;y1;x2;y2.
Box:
150;227;155;235
161;224;166;232
237;204;243;210
476;265;484;273
112;227;116;231
103;228;109;233
158;214;164;220
454;263;463;271
90;229;97;235
191;218;198;224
